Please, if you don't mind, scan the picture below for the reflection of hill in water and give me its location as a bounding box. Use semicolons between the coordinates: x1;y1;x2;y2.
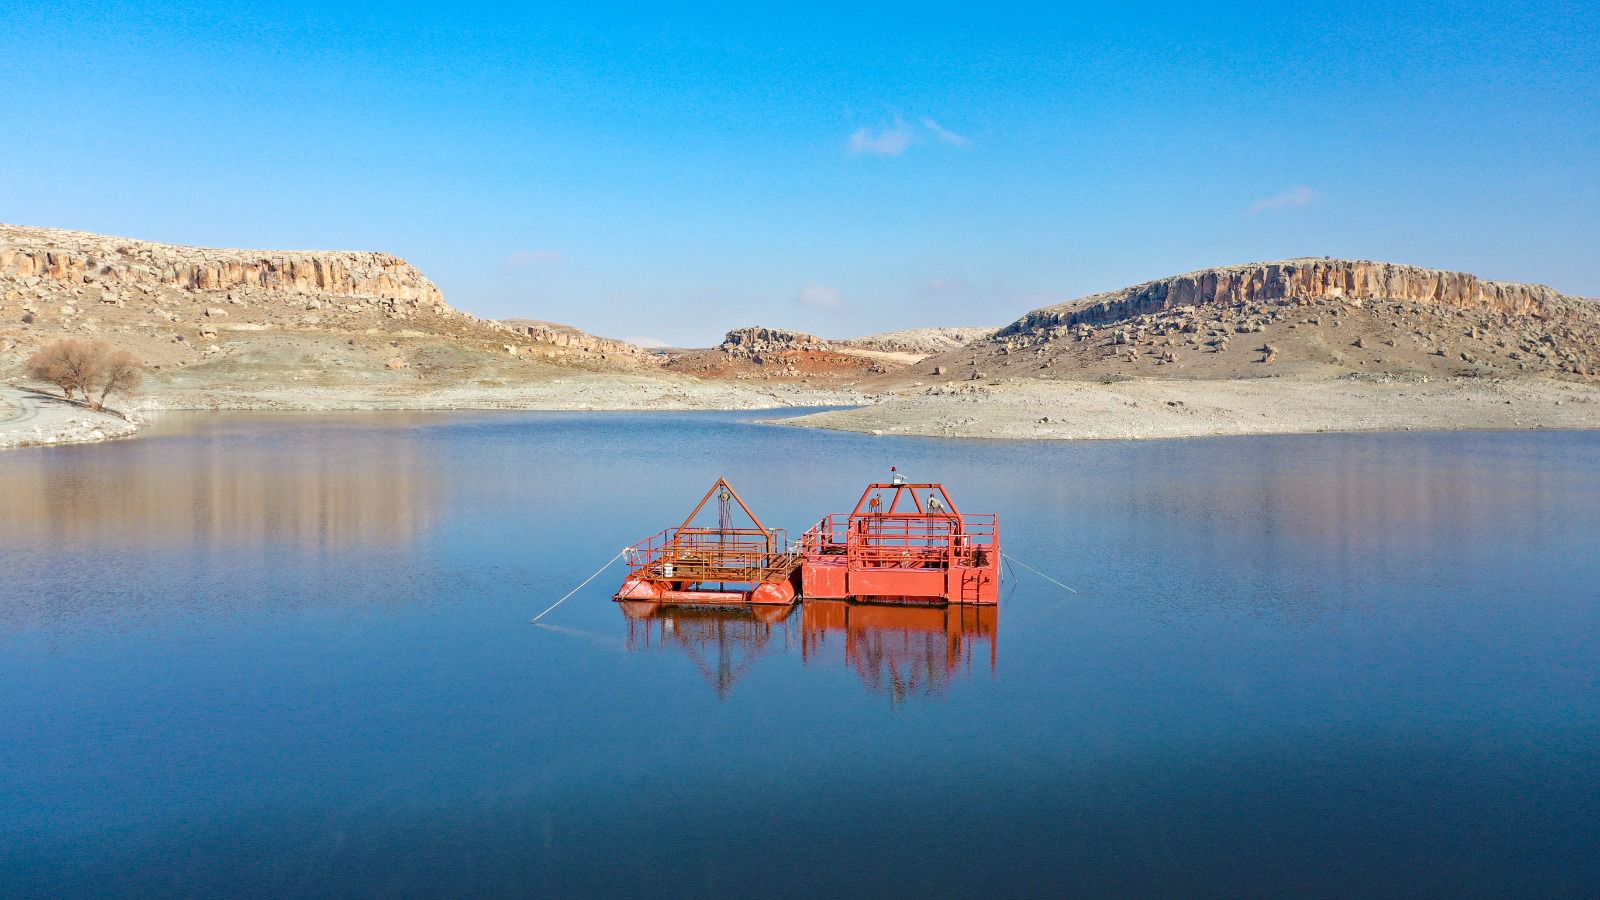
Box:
619;600;997;701
0;433;437;550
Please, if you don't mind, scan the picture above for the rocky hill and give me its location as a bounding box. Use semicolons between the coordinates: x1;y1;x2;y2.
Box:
0;224;655;402
662;326;888;381
909;259;1598;383
498;318;653;359
719;326;830;359
657;325;1001;383
838;326;996;356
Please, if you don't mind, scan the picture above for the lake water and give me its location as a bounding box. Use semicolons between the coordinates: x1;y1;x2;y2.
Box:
2;412;1597;897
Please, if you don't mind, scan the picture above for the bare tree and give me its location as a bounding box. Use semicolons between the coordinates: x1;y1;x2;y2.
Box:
56;339;110;402
26;339;107;400
95;350;143;415
24;339;121;405
25;341;76;398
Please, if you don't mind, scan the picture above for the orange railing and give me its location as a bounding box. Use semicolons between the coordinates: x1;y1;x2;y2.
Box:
625;526;796;585
802;513;997;570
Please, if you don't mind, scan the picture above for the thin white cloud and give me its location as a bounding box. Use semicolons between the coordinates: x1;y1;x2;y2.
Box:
848;116;971;156
921;117;969;147
505;249;562;268
922;275;974;296
1249;186;1322;214
848;118;915;156
797;285;844;310
624;335;670;348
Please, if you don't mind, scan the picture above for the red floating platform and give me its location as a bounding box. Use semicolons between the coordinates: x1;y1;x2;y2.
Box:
800;473;1000;605
614;478;801;607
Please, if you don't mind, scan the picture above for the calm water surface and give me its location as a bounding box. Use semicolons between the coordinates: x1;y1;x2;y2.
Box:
2;412;1597;897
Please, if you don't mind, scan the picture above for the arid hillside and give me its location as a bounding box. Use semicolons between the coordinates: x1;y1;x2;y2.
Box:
903;259;1599;385
0;224;666;406
658;325;1001;383
8;228;1597;435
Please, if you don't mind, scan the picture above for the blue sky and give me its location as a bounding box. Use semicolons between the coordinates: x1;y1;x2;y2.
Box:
3;1;1596;345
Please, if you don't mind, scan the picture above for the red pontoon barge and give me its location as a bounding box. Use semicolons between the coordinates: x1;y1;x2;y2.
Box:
801;470;1000;605
615;478;801;607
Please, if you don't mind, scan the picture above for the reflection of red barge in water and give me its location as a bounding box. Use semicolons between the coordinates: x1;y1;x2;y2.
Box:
614;470;1000;608
614;599;997;699
802;600;997;696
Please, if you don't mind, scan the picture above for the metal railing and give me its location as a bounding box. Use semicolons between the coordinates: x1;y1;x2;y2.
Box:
624;526;798;585
801;513;997;570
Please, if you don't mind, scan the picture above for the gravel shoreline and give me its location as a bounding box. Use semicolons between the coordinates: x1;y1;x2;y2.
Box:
0;387;143;450
775;376;1600;441
10;375;1600;451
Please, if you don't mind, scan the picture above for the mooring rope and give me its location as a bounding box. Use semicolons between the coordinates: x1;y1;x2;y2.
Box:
529;548;628;624
1001;555;1020;603
1000;552;1079;594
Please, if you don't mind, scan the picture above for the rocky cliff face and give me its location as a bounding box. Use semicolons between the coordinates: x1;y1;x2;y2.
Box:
1000;259;1571;336
0;224;446;307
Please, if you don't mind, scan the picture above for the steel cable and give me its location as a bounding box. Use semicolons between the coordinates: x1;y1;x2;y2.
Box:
528;548;629;624
1000;552;1079;594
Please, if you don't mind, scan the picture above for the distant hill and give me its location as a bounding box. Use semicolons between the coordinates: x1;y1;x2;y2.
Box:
0;224;653;398
497;318;651;358
660;326;887;381
838;326;997;356
907;259;1598;383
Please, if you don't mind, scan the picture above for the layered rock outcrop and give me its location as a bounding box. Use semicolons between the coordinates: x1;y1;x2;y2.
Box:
0;224;445;306
719;326;829;359
1000;259;1570;336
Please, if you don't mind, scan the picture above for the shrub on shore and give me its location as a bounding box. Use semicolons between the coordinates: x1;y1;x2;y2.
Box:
25;339;143;414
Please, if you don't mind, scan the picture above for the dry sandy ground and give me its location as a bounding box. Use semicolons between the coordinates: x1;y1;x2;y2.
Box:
0;374;865;450
778;376;1600;440
0;387;142;450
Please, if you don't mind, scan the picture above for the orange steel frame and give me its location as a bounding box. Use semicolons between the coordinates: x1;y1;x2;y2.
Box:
615;478;801;606
800;481;1001;605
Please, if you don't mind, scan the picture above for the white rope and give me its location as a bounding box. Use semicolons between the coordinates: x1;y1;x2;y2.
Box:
1001;552;1079;594
529;548;629;624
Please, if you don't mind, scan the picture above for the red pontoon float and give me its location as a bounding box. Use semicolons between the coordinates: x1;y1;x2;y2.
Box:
801;470;1000;605
614;478;801;607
